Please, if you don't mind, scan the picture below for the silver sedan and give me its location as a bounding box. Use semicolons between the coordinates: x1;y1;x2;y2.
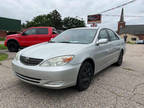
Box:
12;27;125;91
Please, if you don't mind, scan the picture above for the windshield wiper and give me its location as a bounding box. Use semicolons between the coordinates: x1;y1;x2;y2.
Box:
58;41;72;43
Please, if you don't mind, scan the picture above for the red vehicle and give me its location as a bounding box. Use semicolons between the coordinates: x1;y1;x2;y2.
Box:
5;27;58;52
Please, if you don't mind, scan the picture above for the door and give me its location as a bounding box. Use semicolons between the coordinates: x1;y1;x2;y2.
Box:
107;29;121;63
94;29;111;72
20;28;37;46
35;28;51;44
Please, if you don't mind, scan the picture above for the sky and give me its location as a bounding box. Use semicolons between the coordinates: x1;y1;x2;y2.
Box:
0;0;144;30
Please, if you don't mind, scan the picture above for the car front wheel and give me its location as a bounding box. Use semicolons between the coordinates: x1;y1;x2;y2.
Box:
76;61;94;91
115;51;123;66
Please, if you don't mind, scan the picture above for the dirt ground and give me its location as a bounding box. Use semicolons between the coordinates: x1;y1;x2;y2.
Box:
0;44;144;108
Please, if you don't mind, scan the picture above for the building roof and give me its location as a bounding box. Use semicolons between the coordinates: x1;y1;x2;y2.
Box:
119;25;144;35
0;17;21;31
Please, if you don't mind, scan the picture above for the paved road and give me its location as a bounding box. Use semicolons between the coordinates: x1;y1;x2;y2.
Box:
0;44;144;108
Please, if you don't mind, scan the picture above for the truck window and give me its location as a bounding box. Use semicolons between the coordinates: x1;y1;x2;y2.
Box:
36;28;48;34
23;28;36;35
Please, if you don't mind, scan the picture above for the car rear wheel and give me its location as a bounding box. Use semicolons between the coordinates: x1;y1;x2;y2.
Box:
76;61;94;91
7;41;19;52
115;51;123;66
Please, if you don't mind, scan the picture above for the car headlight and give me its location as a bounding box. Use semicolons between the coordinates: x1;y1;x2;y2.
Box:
14;52;20;61
40;55;74;67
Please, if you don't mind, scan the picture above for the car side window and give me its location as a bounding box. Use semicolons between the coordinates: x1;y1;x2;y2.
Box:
107;30;119;41
36;28;48;34
98;30;109;40
23;28;36;35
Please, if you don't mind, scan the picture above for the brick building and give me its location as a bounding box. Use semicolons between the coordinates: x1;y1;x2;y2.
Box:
0;31;7;38
117;8;144;43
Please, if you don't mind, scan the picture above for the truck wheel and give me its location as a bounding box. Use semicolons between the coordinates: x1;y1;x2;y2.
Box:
7;41;19;52
76;61;94;91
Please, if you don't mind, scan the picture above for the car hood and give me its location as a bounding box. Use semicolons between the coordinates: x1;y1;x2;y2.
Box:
20;42;88;59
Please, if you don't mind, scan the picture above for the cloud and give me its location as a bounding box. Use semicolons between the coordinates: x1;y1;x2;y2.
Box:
0;0;144;30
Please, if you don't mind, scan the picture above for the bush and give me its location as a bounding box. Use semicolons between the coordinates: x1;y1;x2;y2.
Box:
0;37;5;41
0;44;7;50
127;41;135;44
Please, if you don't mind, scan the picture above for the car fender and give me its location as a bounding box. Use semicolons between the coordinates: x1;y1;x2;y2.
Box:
70;45;96;65
6;38;20;47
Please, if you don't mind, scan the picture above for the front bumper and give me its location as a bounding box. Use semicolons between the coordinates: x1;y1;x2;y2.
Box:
12;60;81;89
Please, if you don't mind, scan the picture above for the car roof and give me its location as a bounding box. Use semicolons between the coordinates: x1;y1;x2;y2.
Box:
71;27;100;30
69;27;113;30
29;27;54;29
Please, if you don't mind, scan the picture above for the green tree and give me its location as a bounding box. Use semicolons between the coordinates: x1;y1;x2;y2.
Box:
49;10;62;29
23;10;85;30
63;17;85;29
24;10;62;29
21;23;26;29
24;14;53;28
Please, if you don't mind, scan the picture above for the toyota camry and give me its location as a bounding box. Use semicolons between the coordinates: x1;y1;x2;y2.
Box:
12;27;125;91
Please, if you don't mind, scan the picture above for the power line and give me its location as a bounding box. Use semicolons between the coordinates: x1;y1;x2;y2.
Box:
103;14;144;18
99;0;136;14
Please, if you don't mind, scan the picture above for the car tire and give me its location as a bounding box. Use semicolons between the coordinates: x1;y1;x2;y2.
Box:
76;61;94;91
115;51;123;66
7;41;19;52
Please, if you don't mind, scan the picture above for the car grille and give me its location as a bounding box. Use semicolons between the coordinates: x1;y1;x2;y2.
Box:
16;72;41;83
20;55;43;66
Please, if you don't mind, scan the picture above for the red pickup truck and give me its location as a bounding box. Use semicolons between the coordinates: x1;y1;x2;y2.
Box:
5;27;58;52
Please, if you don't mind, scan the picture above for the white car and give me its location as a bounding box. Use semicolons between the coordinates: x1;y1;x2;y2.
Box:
136;40;144;44
12;27;125;91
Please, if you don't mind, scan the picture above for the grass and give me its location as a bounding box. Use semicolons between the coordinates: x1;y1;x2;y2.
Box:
0;53;8;61
127;41;135;44
0;44;7;50
122;67;135;71
0;37;5;41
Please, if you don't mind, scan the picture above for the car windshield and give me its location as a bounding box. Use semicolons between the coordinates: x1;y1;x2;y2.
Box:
52;29;97;44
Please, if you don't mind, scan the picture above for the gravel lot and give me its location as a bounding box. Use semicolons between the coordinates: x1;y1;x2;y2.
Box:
0;44;144;108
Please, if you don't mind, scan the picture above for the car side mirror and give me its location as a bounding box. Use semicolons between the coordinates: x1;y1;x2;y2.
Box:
96;39;108;45
21;31;27;36
22;32;26;36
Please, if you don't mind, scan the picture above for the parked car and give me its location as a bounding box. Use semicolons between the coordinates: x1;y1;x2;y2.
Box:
4;27;58;52
136;40;144;44
12;27;125;91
